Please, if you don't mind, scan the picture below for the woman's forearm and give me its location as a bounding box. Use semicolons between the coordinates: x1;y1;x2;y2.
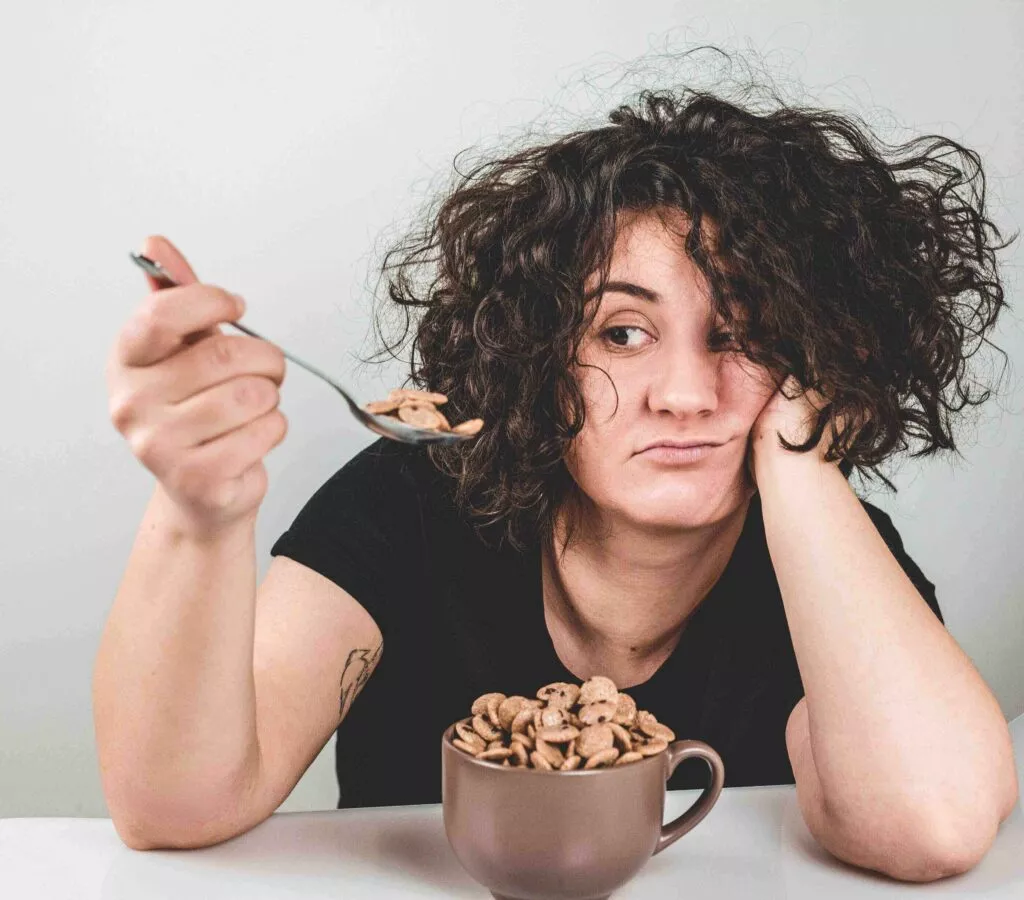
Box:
92;484;263;847
755;455;1018;874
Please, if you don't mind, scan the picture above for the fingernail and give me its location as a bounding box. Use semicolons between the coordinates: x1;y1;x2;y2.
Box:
231;293;246;315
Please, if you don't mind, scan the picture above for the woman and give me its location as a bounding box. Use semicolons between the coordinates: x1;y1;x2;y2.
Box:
95;81;1018;880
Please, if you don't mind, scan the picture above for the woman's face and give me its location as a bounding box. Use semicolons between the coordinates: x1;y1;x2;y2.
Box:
565;207;778;530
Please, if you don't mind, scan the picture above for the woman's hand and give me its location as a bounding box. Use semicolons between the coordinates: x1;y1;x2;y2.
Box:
746;375;848;486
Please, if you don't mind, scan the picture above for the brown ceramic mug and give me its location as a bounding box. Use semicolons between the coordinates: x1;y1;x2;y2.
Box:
441;724;725;900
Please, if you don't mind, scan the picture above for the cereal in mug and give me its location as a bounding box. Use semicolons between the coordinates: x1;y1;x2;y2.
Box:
449;676;676;770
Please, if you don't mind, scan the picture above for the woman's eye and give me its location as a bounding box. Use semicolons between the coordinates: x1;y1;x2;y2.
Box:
600;325;651;350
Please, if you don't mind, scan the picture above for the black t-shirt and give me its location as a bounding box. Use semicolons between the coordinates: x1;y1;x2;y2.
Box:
270;437;943;810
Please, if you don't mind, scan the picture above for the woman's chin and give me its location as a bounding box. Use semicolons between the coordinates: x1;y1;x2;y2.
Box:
620;488;745;530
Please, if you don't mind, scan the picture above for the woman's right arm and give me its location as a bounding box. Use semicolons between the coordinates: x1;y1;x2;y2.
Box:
93;236;382;849
93;487;382;850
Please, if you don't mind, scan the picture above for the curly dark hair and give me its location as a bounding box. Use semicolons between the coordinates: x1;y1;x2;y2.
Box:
363;53;1016;554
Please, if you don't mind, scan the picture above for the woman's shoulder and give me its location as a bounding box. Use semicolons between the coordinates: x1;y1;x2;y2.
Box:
324;437;448;500
334;435;427;479
269;439;469;617
293;437;468;546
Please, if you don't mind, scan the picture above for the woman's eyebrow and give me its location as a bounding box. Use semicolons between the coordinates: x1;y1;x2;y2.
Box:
583;280;662;304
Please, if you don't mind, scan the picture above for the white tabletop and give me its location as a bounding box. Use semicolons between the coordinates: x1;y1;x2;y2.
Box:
3;714;1022;899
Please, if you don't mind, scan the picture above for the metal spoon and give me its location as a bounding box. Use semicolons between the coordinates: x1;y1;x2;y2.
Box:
129;252;475;446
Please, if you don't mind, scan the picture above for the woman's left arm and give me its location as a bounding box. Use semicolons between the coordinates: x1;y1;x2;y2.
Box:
756;451;1018;882
751;384;1019;883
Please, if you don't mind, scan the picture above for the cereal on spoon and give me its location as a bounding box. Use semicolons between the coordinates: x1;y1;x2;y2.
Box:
450;675;676;770
364;388;484;436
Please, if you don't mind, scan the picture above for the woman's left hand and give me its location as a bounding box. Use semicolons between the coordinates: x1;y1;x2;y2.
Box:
746;375;846;484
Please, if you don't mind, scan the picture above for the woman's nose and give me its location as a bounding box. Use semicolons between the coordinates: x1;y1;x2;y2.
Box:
647;344;721;418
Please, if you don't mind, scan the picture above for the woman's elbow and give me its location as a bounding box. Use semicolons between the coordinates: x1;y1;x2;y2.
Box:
105;782;269;851
111;810;237;851
904;742;1024;879
114;818;170;852
867;804;1006;883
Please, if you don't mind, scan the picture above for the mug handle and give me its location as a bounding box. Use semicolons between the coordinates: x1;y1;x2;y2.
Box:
653;739;726;855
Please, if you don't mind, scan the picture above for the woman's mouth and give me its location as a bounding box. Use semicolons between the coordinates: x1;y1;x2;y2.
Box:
638;443;719;464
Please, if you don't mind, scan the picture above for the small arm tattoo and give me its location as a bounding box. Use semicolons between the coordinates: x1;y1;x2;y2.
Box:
338;641;382;721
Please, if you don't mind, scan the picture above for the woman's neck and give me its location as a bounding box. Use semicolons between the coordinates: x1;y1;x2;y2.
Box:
541;490;753;688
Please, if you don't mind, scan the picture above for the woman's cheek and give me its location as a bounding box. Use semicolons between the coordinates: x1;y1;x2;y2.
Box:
582;369;623;423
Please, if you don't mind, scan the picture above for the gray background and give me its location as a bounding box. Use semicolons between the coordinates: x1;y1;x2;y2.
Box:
1;0;1021;818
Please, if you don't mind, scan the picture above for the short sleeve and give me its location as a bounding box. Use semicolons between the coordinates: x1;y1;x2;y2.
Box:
269;439;425;638
860;500;944;625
